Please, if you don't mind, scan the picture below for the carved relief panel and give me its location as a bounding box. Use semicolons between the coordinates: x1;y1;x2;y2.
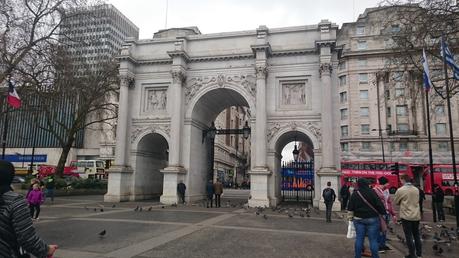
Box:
277;76;311;111
141;83;168;115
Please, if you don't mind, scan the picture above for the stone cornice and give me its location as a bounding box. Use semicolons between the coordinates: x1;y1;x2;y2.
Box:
316;40;336;49
167;50;190;62
190;53;254;62
251;43;272;56
271;48;317;57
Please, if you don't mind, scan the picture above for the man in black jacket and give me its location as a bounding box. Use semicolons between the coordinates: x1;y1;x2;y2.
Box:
340;184;350;210
433;184;445;221
322;181;336;222
0;160;58;258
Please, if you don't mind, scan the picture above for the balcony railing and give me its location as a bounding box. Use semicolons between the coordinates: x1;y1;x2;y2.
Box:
387;130;418;136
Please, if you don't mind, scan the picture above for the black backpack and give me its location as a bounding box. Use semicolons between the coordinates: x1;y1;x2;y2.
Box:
323;188;334;202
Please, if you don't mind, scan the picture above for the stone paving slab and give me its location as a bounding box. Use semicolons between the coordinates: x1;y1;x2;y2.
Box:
134;226;360;258
97;209;221;224
34;219;184;254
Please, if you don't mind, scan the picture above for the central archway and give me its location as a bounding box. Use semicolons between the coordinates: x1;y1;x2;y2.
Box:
185;86;254;202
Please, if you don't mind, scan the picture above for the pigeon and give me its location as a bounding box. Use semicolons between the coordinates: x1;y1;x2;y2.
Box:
171;203;177;207
112;204;116;208
263;214;268;220
306;214;310;218
300;213;305;218
134;206;139;212
256;211;260;216
98;230;106;237
148;207;152;211
161;206;165;209
432;244;443;256
288;213;293;218
84;206;88;210
139;207;143;212
100;208;104;212
93;208;97;212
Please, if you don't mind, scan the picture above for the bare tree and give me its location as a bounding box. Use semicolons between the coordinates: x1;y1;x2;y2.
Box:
19;45;119;177
0;0;94;84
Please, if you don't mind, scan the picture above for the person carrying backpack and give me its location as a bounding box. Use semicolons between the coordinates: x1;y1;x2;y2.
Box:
322;181;336;222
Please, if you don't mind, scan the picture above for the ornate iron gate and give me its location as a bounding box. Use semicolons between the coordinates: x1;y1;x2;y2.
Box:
281;161;314;203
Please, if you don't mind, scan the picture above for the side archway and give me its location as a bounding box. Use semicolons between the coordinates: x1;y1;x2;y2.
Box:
131;132;169;200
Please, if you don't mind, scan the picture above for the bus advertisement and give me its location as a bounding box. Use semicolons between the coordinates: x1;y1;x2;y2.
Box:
340;161;424;194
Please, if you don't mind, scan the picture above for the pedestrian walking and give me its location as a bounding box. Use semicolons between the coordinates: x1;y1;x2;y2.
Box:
206;180;214;208
340;184;350;210
177;180;186;204
415;184;425;214
0;160;58;257
347;178;386;258
394;174;422;258
373;177;396;253
27;183;44;220
45;175;55;203
322;181;336;222
432;184;445;221
214;179;223;208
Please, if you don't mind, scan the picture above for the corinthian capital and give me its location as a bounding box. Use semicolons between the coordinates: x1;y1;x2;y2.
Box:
319;63;332;77
120;75;135;88
171;70;186;84
255;65;268;78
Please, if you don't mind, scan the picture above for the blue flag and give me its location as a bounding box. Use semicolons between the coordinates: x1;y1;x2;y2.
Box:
422;49;432;92
440;38;459;80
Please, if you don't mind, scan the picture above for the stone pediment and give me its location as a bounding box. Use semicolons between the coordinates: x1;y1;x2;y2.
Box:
267;121;322;144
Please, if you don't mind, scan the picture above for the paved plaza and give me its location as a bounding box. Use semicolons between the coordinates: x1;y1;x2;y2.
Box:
30;194;458;258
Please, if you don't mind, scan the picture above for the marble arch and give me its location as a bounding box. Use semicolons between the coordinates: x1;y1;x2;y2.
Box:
105;23;342;210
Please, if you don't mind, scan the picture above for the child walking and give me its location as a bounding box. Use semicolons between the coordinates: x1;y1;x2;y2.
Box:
27;183;44;220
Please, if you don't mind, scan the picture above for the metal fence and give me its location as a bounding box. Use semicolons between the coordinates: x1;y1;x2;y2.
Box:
281;161;314;203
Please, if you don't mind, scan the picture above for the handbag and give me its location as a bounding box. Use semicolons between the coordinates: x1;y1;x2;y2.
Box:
356;191;387;232
347;221;356;239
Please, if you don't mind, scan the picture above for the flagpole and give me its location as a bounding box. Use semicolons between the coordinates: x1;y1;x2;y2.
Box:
425;89;436;222
1;98;9;160
441;34;459;229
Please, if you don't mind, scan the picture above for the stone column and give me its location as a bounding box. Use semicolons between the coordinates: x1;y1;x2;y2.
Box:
320;63;334;168
161;42;188;204
105;75;134;202
249;27;272;207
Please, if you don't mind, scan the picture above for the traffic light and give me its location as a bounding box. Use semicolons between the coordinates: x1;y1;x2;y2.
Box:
388;162;400;175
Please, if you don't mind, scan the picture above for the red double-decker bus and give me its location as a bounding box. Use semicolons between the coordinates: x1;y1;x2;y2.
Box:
340;161;425;194
423;164;458;196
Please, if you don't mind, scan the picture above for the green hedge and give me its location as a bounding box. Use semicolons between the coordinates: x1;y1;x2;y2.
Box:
21;177;107;190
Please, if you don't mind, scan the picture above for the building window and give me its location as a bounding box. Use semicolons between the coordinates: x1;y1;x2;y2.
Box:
340;92;348;103
360;90;369;100
438;142;448;151
362;142;371;150
435;105;445;116
396;105;408;116
397;123;409;132
341;109;348;120
387;124;392;132
359;73;368;84
341;142;349;151
358;58;367;67
360;107;369;117
357;41;367;50
436;123;447;135
391;24;401;33
356;26;365;35
392;71;404;82
387;107;391;117
399;142;408;151
385;89;390;100
339;61;346;70
361;124;370;135
339;75;347;86
341;126;349;137
395;88;405;97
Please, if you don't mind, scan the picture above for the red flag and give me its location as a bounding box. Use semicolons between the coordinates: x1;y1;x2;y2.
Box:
7;80;21;108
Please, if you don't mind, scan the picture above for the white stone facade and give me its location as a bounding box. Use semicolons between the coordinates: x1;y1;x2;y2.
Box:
105;23;342;210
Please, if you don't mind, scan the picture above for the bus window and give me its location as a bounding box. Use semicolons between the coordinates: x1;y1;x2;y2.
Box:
399;164;407;171
96;161;105;168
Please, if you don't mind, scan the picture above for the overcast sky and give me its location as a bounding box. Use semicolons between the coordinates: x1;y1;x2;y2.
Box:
107;0;382;39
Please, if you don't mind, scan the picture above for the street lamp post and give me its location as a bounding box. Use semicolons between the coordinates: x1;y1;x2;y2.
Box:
371;129;386;162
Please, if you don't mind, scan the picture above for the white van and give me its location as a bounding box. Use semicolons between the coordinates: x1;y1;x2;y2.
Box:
70;160;106;179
